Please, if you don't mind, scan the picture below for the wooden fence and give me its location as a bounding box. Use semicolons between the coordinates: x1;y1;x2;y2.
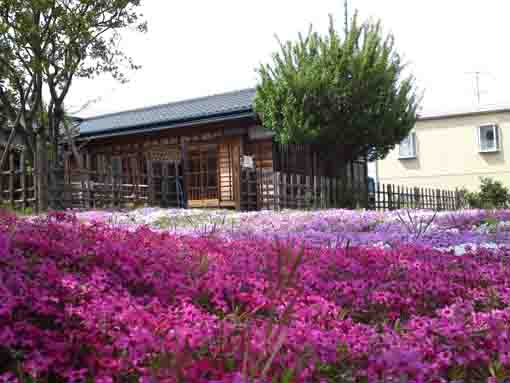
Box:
241;169;464;212
48;168;186;210
369;182;461;211
0;159;37;211
247;170;366;210
0;164;464;213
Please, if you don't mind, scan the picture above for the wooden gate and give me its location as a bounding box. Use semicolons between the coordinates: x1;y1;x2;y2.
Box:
147;146;184;208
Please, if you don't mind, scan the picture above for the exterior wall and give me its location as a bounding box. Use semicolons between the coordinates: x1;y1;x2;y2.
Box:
76;118;253;208
377;111;510;191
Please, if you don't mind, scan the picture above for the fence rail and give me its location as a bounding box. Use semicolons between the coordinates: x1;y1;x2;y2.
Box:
0;164;465;213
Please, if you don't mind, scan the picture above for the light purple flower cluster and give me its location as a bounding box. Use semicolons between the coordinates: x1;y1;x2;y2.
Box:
231;209;510;249
2;209;510;382
78;208;510;251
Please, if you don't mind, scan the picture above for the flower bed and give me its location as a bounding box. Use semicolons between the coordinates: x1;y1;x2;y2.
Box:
2;209;510;382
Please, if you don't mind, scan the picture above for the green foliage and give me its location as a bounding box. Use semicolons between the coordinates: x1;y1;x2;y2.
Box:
0;0;147;85
0;0;147;164
254;14;420;162
462;177;510;209
0;0;146;210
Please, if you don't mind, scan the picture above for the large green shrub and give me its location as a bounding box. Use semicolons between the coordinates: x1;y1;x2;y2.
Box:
254;14;420;163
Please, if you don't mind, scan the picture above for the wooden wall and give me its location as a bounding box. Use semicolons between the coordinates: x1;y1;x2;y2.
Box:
75;118;254;209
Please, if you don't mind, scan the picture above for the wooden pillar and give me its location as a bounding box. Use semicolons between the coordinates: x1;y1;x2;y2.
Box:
280;172;285;210
36;134;49;212
236;136;245;211
62;153;71;209
147;157;154;206
20;152;26;210
108;163;114;209
181;142;189;208
232;138;242;211
9;152;14;209
174;161;180;208
85;153;92;209
33;158;38;214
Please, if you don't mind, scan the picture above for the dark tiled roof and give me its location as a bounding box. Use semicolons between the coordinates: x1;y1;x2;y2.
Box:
79;88;256;136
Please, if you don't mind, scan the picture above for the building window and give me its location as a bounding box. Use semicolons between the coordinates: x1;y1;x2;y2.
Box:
399;132;417;159
478;124;500;152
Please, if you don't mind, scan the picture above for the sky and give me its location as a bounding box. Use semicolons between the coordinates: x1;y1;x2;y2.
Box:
68;0;510;118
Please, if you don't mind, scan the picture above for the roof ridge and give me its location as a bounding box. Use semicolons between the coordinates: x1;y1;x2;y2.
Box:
79;87;256;121
418;104;510;120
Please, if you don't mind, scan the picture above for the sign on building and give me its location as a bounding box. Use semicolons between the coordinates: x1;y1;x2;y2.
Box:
241;155;254;169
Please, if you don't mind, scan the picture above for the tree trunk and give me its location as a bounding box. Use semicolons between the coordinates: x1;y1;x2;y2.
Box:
0;127;17;170
20;131;36;166
36;133;49;212
51;104;62;169
63;119;83;168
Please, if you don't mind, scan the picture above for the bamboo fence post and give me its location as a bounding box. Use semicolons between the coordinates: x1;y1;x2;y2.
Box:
387;184;393;210
436;189;441;211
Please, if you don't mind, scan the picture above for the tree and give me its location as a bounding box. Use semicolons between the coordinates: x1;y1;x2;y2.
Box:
0;0;147;210
463;177;510;209
254;14;420;163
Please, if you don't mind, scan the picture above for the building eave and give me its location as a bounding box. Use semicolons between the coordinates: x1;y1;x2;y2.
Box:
77;109;256;141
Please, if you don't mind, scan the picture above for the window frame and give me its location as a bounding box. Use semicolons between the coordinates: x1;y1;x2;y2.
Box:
478;123;500;153
398;132;417;160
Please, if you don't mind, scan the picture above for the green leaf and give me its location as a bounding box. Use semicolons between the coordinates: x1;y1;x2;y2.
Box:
280;368;295;383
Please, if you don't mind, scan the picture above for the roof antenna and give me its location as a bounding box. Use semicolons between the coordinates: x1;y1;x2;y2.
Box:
344;0;349;35
465;71;491;107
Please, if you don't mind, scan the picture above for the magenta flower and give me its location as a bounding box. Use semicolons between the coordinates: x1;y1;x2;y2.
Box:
2;209;510;382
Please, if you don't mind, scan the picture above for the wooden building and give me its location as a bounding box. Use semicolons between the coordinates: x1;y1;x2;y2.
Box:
73;88;368;210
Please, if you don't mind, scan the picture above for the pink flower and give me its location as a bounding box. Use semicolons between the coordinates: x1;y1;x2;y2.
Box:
2;209;510;382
